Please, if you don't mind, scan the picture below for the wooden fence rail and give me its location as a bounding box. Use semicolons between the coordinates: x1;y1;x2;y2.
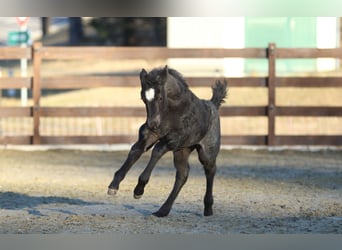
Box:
0;42;342;146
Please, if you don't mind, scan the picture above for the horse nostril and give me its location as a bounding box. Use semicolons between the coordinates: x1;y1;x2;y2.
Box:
148;120;160;131
147;115;161;131
149;122;157;130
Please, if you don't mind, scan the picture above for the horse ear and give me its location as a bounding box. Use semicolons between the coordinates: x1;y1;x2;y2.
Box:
159;65;168;83
140;68;148;87
140;68;147;81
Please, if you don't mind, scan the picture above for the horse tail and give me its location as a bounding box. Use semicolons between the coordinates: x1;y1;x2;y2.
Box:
211;80;228;109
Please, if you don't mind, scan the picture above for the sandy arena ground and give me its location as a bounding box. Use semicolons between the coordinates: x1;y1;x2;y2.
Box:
0;148;341;234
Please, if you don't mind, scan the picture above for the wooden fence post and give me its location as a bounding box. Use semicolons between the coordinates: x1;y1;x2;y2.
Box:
32;42;42;144
267;43;276;146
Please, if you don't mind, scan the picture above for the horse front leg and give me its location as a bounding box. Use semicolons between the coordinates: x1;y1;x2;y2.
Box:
108;124;158;195
133;141;169;199
152;148;192;217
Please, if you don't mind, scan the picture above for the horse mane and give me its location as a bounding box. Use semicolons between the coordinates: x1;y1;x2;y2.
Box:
148;67;188;88
167;68;189;89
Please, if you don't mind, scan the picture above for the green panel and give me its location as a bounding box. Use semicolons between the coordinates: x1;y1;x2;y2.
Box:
245;17;317;74
7;31;30;45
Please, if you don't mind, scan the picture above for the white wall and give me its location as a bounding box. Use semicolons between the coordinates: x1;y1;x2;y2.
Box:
167;17;339;75
316;17;339;71
167;17;245;76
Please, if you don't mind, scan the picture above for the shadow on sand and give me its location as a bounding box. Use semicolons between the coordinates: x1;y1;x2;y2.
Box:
0;191;104;216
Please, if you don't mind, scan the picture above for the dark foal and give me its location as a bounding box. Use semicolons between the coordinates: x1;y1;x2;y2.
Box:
108;66;227;217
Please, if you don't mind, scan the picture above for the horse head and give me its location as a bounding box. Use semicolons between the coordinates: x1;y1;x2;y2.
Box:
140;65;185;132
140;66;168;132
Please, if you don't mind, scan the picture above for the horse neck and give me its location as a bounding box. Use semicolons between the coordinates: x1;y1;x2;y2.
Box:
167;85;199;111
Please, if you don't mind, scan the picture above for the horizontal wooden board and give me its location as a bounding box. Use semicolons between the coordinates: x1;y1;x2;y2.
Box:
41;135;268;145
37;107;268;118
0;47;31;59
38;107;146;117
40;47;267;60
221;135;267;145
276;107;342;116
0;77;32;89
3;46;342;61
187;77;267;87
41;76;139;89
277;77;342;87
3;106;340;119
166;48;267;58
276;48;342;58
0;136;31;144
2;135;341;146
275;135;342;145
40;135;137;145
0;107;33;117
220;107;267;116
40;76;268;89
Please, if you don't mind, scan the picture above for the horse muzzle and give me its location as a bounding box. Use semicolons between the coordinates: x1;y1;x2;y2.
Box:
147;115;161;131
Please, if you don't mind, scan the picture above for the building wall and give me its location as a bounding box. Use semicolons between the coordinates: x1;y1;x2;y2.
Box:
316;17;339;71
167;17;244;76
167;17;339;76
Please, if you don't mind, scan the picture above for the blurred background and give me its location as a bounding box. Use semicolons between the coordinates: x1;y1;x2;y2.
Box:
0;17;167;46
0;17;341;76
0;17;341;143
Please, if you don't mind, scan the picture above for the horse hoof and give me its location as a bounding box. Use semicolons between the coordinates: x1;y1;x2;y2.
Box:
133;194;142;199
107;188;118;196
152;210;168;217
133;185;144;199
204;208;213;216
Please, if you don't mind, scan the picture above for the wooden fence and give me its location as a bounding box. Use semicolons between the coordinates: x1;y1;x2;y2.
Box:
0;42;342;146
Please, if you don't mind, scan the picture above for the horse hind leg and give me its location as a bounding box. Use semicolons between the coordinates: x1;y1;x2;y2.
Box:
152;148;191;217
203;163;216;216
197;145;218;216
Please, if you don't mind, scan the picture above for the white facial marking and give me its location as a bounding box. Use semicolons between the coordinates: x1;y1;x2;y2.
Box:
145;88;155;102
